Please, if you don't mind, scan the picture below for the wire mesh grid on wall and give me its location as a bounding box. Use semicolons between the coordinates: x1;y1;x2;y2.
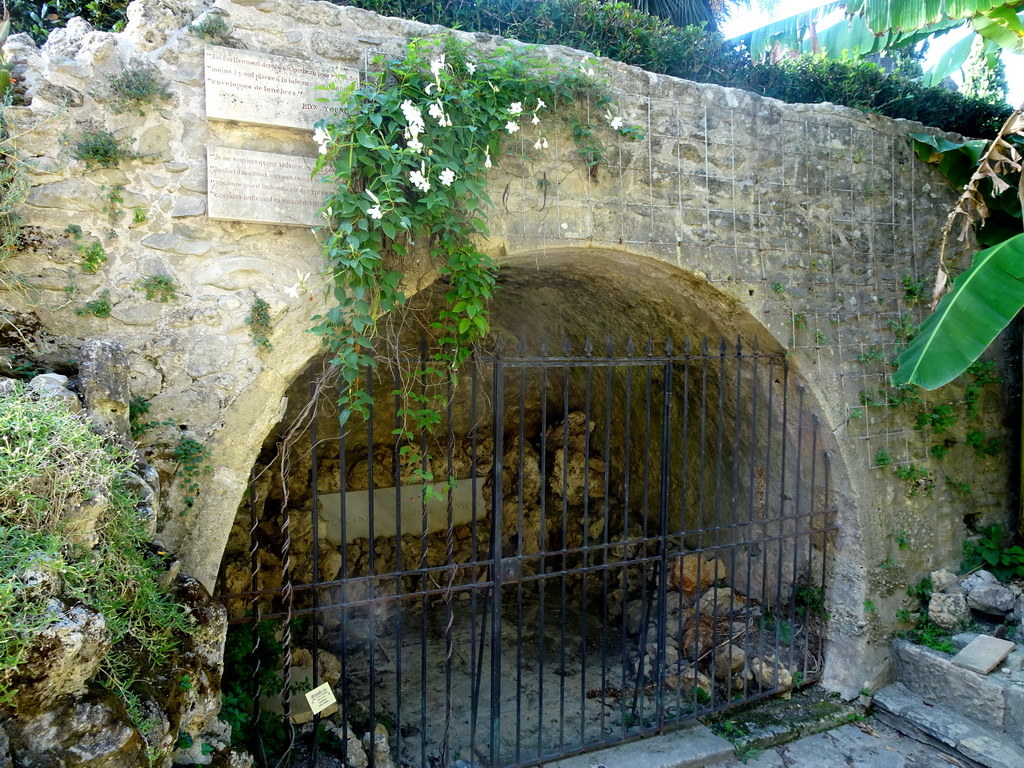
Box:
488;82;973;477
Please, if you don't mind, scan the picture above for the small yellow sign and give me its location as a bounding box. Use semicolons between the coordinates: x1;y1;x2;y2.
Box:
304;682;337;715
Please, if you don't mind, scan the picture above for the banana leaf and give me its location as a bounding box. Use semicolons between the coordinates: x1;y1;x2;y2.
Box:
892;232;1024;389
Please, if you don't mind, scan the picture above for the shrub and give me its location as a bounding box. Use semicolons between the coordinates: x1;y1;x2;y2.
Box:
106;63;173;115
335;0;1010;136
72;129;134;169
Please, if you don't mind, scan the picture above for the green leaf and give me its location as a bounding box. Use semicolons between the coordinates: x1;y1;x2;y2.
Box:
892;233;1024;390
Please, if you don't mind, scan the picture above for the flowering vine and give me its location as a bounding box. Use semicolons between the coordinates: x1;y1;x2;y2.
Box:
312;36;639;486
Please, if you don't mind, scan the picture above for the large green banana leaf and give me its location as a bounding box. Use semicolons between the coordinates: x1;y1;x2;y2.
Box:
892;232;1024;389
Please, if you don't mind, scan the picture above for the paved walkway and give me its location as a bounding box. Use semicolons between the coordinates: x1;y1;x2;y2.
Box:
709;716;966;768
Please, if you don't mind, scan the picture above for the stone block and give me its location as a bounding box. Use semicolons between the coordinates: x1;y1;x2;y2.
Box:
952;635;1017;675
78;339;131;440
892;639;1006;724
928;591;971;632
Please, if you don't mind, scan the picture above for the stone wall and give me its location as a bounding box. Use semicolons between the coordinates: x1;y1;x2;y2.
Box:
0;0;1017;698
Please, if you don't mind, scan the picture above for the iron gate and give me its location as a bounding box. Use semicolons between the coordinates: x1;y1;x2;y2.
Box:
222;336;836;768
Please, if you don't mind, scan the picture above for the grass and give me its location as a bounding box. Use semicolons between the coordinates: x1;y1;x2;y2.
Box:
0;384;191;719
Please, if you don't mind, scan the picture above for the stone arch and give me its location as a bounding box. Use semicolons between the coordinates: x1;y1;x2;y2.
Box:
211;244;873;695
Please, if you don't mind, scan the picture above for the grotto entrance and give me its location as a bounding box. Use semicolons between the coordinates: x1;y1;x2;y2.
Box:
221;341;834;768
219;252;836;767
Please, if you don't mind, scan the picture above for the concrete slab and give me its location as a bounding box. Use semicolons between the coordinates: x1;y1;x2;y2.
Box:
545;721;734;768
952;635;1016;675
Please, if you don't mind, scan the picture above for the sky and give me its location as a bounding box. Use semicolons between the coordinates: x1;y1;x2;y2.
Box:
721;1;1024;109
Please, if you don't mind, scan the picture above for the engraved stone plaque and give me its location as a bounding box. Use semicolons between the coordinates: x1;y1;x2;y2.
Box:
205;45;354;131
207;146;326;227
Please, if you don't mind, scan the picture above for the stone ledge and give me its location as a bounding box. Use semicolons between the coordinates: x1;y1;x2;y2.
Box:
875;682;1024;768
891;638;1024;749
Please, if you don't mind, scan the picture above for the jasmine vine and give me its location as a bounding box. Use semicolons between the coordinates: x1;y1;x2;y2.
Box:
312;36;637;485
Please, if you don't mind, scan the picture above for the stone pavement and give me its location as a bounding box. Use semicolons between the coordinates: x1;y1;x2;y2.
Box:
709;717;968;768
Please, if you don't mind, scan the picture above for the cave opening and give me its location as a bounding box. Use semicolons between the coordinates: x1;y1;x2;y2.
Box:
219;252;837;767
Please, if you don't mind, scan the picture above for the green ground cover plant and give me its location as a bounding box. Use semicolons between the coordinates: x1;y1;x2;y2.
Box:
0;384;191;718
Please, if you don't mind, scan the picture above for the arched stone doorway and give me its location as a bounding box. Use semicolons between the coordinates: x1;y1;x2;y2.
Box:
215;248;866;765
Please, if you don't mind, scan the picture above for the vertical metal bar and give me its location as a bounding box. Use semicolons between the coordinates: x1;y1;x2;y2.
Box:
600;335;613;739
444;371;456;765
392;363;404;768
804;415;820;683
559;334;570;754
537;337;550;761
742;339;761;702
789;387;806;679
694;338;709;711
632;338;655;728
338;428;349;765
656;339;673;731
619;338;634;738
418;339;429;768
310;382;321;764
366;369;377;768
490;339;506;768
469;356;481;756
772;359;791;690
757;356;776;691
515;336;526;765
724;338;744;699
580;337;594;749
708;338;728;703
673;337;691;717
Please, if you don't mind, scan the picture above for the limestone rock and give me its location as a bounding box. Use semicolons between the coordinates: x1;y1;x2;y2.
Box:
750;656;793;690
698;587;745;616
713;645;746;679
929;592;971;632
931;568;959;593
670;553;726;594
322;723;367;768
545;411;595;453
665;665;713;697
549;448;605;505
78;339;131;440
15;550;64;600
963;571;1015;616
364;723;395;768
28;372;82;412
64;490;108;548
5;691;147;767
126;463;161;538
347;445;395;491
12;600;110;713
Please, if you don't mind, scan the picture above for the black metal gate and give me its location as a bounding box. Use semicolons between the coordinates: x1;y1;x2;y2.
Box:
222;336;836;768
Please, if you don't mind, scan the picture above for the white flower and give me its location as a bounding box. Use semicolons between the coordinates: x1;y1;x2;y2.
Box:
428;100;449;126
531;113;540;125
409;162;431;193
430;55;446;80
407;136;424;153
367;204;383;220
508;102;523;115
426;82;437;95
580;60;595;77
536;98;547;110
505;121;519;134
401;99;425;133
484;148;492;169
366;189;380;204
313;126;330;154
610;116;623;130
467;62;477;74
285;283;300;299
533;137;548;150
489;81;500;93
439;167;456;187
